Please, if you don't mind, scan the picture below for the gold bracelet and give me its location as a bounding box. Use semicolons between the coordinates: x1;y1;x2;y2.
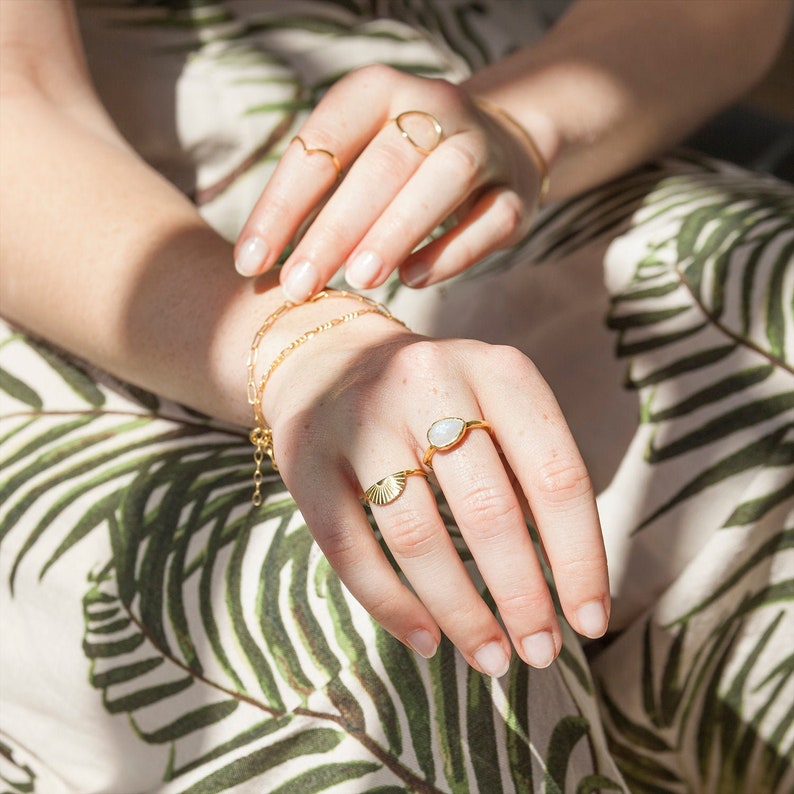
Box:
474;97;550;206
247;290;407;505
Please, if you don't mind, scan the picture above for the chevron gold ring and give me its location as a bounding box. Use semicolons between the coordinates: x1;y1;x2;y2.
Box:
422;417;493;469
364;468;427;506
291;135;342;178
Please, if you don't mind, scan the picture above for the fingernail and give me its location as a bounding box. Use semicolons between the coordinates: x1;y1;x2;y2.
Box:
235;236;269;276
401;259;430;288
576;600;608;638
521;631;556;669
282;259;319;303
406;629;438;659
473;641;510;678
346;251;383;289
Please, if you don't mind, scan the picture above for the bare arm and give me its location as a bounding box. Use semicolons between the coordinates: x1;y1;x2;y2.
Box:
0;0;283;426
0;0;612;675
465;0;794;201
234;0;793;296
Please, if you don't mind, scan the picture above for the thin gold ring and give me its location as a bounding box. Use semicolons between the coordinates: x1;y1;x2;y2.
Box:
363;468;427;506
422;417;493;469
390;110;443;156
291;135;342;178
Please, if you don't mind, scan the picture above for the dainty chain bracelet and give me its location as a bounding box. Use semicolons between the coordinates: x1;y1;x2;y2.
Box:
247;290;407;506
474;97;550;206
246;290;387;409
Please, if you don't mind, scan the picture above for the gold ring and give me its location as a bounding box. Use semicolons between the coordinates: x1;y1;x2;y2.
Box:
391;110;443;156
422;417;493;469
363;468;427;506
291;135;342;178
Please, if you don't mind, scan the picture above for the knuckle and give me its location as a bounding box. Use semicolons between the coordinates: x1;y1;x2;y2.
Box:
437;139;482;186
363;585;406;626
493;191;525;242
259;189;292;227
384;212;422;248
459;482;520;530
383;509;438;560
495;588;551;620
325;64;388;103
372;139;414;176
389;339;450;385
351;62;396;86
317;524;361;568
443;236;477;268
551;552;605;582
486;344;540;385
428;77;467;111
534;457;593;504
311;215;354;250
491;343;531;369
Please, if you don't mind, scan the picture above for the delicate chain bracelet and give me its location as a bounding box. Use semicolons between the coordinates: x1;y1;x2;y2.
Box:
247;289;407;506
474;97;550;206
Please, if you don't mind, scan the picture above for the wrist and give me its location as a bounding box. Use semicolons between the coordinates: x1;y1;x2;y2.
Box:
247;290;410;429
463;89;559;163
472;97;551;206
244;292;410;502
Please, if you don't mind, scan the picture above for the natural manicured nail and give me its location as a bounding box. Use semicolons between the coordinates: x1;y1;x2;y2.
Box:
346;251;383;289
401;259;430;287
473;641;510;678
406;629;438;659
235;236;269;276
576;600;608;638
521;631;556;669
282;260;319;303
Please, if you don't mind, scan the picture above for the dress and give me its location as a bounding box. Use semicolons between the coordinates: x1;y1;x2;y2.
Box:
1;2;792;792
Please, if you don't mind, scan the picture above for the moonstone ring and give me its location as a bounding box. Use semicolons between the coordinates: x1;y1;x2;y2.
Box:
422;417;493;469
364;469;427;506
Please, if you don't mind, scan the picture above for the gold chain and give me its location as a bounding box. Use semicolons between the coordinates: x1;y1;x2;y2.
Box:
246;289;407;506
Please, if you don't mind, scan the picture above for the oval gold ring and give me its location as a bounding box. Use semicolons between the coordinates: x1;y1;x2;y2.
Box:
392;110;443;156
363;468;427;506
291;135;342;179
422;417;493;469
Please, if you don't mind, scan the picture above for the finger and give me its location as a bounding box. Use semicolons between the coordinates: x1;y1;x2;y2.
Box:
476;349;611;639
399;186;531;288
341;131;499;291
234;134;349;279
278;117;433;298
428;424;564;670
364;466;513;677
234;69;394;280
285;465;442;658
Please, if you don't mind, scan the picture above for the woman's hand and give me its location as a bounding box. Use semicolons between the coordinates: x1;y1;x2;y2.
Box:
260;309;609;675
234;65;547;302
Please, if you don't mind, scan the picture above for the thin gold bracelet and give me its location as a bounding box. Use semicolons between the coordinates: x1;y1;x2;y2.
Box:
474;97;550;206
247;290;407;505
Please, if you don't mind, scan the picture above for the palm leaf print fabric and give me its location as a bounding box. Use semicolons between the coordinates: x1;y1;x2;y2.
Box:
1;2;792;792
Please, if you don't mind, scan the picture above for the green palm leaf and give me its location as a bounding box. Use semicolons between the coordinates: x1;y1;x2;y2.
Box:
604;166;794;532
595;162;793;793
0;739;36;794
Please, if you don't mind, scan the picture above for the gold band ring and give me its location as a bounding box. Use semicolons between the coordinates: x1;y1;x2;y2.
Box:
291;135;342;178
422;417;493;469
364;468;427;506
390;110;443;156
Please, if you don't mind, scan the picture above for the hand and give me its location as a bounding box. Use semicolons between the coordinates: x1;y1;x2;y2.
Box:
261;309;609;675
234;64;546;302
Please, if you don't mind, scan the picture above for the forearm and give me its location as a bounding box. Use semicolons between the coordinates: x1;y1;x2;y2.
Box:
0;81;274;427
464;0;793;200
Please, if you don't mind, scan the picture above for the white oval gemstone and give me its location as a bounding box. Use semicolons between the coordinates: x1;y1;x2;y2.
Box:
427;417;465;448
